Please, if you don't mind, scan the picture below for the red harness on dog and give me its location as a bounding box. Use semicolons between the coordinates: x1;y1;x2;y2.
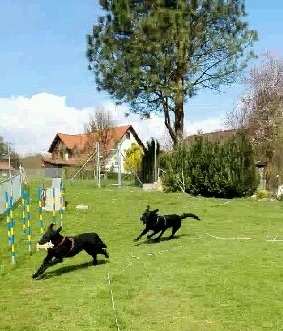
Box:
53;237;75;252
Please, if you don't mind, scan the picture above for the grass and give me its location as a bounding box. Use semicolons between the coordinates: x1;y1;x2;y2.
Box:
1;179;283;330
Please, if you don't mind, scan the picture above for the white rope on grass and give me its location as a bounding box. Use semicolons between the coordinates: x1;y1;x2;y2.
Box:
266;236;283;242
107;273;121;331
118;262;133;274
118;245;186;274
211;201;232;207
207;232;283;242
206;232;253;240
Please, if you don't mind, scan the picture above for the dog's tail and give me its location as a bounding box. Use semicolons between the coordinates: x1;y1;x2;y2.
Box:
180;213;201;221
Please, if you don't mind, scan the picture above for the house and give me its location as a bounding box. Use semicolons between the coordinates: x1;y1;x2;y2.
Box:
0;161;14;178
42;125;145;173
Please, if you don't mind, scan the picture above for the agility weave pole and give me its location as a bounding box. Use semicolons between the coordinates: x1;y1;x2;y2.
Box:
21;188;26;234
37;188;44;233
59;182;63;227
5;192;11;246
5;190;31;264
3;188;34;264
21;188;32;253
2;186;66;265
26;192;32;254
9;196;16;264
4;194;17;263
52;188;56;225
107;273;121;331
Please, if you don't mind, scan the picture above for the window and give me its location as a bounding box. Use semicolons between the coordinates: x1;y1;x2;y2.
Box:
125;132;130;139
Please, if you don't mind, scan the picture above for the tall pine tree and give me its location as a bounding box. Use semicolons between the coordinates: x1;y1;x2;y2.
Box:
87;0;257;147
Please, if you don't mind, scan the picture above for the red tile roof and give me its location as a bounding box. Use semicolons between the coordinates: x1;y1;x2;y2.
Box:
57;133;88;151
48;125;136;153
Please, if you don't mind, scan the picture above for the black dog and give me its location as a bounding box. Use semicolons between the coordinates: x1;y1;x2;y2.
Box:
134;205;200;242
32;223;109;279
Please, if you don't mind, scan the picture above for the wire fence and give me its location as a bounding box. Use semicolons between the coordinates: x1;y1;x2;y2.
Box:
0;173;22;214
25;168;63;179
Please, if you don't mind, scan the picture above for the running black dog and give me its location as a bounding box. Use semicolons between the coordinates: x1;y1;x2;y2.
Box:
134;205;200;242
32;223;109;279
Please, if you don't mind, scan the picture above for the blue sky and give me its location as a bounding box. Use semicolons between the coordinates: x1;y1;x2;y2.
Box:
0;0;283;154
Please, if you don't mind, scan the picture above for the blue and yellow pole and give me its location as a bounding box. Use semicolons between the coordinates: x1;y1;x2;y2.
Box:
26;192;32;254
37;187;44;234
21;188;26;234
52;188;56;225
5;192;11;245
9;196;15;264
59;183;63;227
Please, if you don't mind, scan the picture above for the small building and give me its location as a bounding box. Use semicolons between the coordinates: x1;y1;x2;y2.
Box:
0;161;14;178
42;125;145;173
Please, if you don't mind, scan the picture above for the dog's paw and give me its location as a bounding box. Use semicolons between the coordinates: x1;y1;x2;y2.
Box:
134;238;139;242
105;251;110;259
32;273;38;279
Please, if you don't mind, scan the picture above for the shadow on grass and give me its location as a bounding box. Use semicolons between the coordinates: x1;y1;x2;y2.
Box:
38;259;109;280
135;234;189;246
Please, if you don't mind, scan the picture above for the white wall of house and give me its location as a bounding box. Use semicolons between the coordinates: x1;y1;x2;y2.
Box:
104;130;140;173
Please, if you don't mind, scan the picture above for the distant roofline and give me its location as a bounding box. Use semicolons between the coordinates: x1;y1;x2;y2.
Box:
47;124;145;153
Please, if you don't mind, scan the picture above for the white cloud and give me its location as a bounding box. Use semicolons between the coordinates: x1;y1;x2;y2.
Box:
0;93;225;156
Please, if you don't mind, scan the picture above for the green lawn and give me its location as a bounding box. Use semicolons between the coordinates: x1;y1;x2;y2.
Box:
1;179;283;330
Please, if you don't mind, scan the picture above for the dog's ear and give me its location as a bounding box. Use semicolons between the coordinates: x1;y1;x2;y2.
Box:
153;209;159;214
146;205;150;211
57;226;62;233
48;222;55;231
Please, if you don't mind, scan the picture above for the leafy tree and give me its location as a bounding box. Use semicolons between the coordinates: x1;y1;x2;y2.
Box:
124;142;143;173
0;135;6;156
225;53;283;190
87;0;257;147
225;53;283;161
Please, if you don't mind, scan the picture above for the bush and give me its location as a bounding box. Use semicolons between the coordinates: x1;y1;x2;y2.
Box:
256;189;270;199
159;131;259;198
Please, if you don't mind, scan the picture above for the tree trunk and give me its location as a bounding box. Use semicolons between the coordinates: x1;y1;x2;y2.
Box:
173;76;185;148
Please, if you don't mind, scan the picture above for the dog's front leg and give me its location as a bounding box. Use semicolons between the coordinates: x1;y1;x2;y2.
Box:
32;253;63;279
32;257;63;279
32;252;52;279
134;227;150;242
154;229;166;241
147;229;161;240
